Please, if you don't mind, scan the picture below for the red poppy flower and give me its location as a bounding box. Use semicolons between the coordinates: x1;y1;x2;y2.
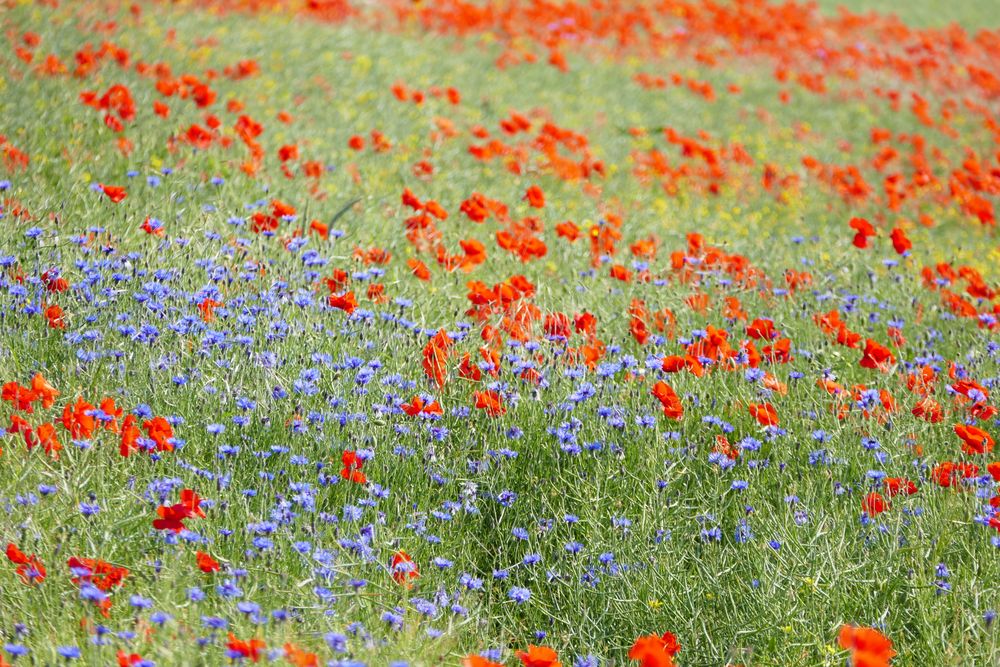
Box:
555;221;579;241
848;216;875;248
762;337;792;364
422;330;452;388
955;423;994;455
45;303;65;328
516;645;561;667
651;381;683;420
859;339;895;371
2;381;37;412
61;396;96;439
6;543;46;585
329;291;358;314
143;415;175;451
748;402;779;426
408;258;431;281
883;478;918;497
119;414;142;457
100;184;127;203
152;489;203;532
837;625;895;667
523;185;545;208
340;449;367;484
862;492;887;515
629;631;680;667
911;397;943;423
36;422;62;459
196;551;220;573
889;227;911;254
390;550;419;586
746;318;777;340
227;634;266;662
401;395;443;417
474;389;506;416
117;651;147;666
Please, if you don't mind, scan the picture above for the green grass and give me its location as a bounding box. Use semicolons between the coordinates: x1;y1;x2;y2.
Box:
1;1;1000;665
815;0;1000;30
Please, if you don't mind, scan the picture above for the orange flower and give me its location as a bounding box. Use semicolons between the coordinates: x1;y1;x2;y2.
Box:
366;283;388;304
284;644;319;667
7;414;34;448
883;477;918;497
516;645;561;667
746;318;777;340
2;381;37;412
340;449;367;484
651;381;683;420
609;264;633;282
523;185;545;208
390;550;419;586
30;373;59;408
955;423;994;455
99;397;123;432
143;416;175;451
227;634;266;662
424;200;448;220
309;220;329;239
889;227;911;255
860;339;895;371
284;642;319;667
100;184;127;203
44;303;65;329
6;543;46;585
762;337;792;364
422;330;452;388
68;556;128;592
120;414;142;457
748;402;779;426
555;221;579;241
661;355;686;373
195;551;220;573
849;216;875;248
629;631;681;667
459;352;483;381
198;298;222;322
408;258;431;281
911;396;943;423
401;395;443;417
862;492;887;515
463;656;504;667
761;372;787;395
329;291;358;314
474;389;506;416
837;625;895;667
61;396;96;439
36;422;61;459
117;650;147;666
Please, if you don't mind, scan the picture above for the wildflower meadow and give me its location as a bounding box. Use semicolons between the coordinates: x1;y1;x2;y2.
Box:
2;0;1000;665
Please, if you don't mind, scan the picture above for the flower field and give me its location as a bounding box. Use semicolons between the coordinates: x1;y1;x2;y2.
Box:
2;0;1000;664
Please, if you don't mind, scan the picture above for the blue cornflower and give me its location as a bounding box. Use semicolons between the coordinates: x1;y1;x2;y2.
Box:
57;646;81;659
4;644;29;657
508;587;531;603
